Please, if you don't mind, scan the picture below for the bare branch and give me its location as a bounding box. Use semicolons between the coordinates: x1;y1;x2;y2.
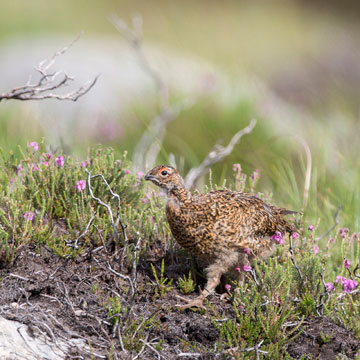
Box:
67;210;97;249
0;36;98;102
289;233;303;282
184;119;257;188
110;14;192;170
86;170;121;247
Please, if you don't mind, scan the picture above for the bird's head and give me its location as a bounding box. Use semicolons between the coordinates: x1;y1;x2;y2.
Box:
144;165;185;193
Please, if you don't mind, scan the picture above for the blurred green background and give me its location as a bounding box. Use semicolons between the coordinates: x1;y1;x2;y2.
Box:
1;0;360;236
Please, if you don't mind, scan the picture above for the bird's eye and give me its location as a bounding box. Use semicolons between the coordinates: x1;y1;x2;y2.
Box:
161;170;168;176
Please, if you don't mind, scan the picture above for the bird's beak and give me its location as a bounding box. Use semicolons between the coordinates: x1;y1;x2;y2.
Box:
144;173;156;182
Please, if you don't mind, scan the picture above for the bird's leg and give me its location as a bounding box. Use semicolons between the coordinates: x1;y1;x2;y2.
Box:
176;265;222;310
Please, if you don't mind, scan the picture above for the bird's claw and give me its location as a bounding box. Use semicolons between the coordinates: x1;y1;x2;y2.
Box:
175;295;206;310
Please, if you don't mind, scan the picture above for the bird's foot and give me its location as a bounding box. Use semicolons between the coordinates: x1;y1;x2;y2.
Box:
175;295;206;310
220;292;230;301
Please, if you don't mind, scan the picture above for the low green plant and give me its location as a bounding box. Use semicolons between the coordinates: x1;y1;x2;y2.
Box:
177;271;196;294
149;259;174;299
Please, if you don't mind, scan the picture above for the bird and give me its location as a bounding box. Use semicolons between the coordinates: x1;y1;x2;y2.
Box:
144;165;297;309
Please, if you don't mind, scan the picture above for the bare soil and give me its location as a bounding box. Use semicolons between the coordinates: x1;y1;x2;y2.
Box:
0;244;359;359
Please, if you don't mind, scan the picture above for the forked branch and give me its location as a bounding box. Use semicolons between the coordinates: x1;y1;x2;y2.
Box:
0;36;98;102
184;119;257;188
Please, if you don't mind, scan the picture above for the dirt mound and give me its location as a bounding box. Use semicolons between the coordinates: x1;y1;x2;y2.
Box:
0;244;359;359
287;317;359;360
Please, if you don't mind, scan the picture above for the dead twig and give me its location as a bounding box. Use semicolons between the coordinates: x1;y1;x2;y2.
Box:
228;339;268;359
289;233;303;282
184;119;257;188
110;14;192;170
106;261;135;300
67;210;97;249
316;267;329;316
139;338;164;359
0;35;98;102
86;170;121;248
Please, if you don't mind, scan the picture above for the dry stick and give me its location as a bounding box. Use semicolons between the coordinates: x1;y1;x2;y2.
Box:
139;338;164;360
131;234;142;295
86;170;121;247
68;210;97;249
249;268;260;288
110;14;192;170
315;205;341;242
184;119;257;189
354;264;360;279
228;339;268;358
316;267;329;316
106;261;135;300
289;234;303;281
117;324;126;353
0;35;98;102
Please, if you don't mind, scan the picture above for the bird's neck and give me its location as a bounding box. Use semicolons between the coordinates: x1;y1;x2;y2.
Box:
169;186;191;203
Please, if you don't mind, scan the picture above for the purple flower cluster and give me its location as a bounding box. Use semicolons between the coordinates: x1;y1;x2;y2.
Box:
335;276;358;293
339;228;349;238
75;180;86;192
250;169;260;182
270;231;283;245
24;211;35;221
29;142;38;152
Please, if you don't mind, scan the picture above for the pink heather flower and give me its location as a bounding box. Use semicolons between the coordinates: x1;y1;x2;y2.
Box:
250;169;260;181
56;156;64;167
116;160;122;167
43;161;49;167
81;161;86;168
16;164;23;173
133;182;139;189
45;153;52;160
235;266;241;272
232;163;241;172
292;232;299;240
225;284;231;292
141;197;148;203
325;282;335;292
124;169;131;175
149;215;154;224
11;178;15;183
313;245;319;254
32;165;39;171
29;141;38;152
344;259;351;269
243;248;251;255
329;237;335;244
335;276;347;285
270;231;283;245
308;225;314;231
353;233;359;240
24;211;35;221
339;228;349;238
243;265;252;272
137;171;144;179
75;180;86;192
343;279;357;293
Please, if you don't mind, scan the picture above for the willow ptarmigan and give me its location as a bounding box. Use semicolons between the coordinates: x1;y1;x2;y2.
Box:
145;165;297;309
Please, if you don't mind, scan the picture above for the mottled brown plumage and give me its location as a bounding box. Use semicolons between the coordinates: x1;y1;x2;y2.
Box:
145;165;297;309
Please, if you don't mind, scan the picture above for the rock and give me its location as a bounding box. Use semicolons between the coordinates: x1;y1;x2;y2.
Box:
0;316;87;360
